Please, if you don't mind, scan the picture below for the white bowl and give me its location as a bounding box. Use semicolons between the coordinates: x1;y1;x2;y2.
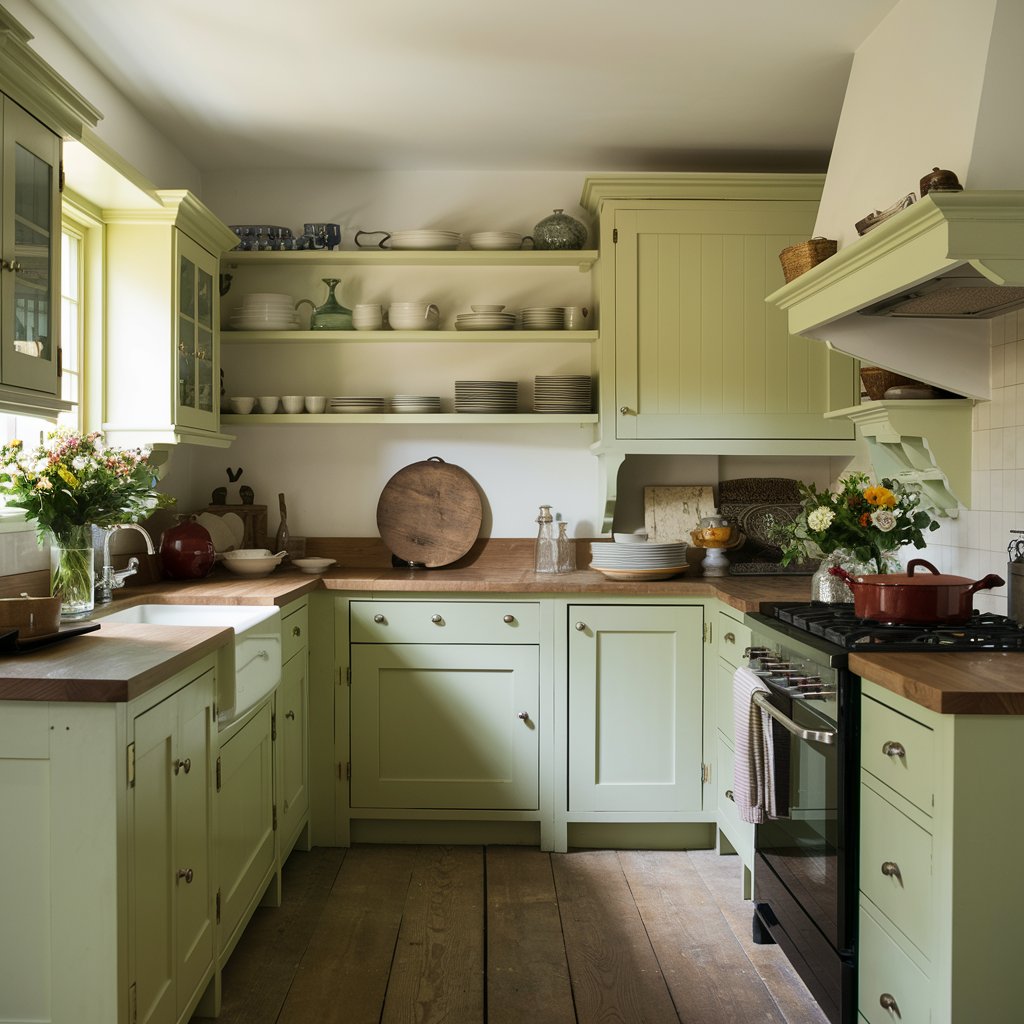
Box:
221;549;285;577
257;395;279;414
613;531;649;544
292;557;336;574
304;395;327;413
230;396;255;414
281;395;304;414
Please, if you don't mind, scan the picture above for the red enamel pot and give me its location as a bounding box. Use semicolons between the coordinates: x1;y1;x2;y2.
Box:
828;558;1004;625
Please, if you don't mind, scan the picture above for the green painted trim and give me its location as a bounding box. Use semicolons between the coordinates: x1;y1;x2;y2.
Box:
223;249;599;269
579;173;826;212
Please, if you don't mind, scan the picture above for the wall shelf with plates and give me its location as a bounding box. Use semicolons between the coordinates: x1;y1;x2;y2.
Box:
221;330;598;345
221;413;599;426
222;250;599;271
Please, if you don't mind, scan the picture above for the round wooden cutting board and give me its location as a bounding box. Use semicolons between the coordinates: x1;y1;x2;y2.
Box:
376;457;483;567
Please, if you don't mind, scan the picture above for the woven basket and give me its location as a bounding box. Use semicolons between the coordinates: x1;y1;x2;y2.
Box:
778;237;837;283
859;366;924;401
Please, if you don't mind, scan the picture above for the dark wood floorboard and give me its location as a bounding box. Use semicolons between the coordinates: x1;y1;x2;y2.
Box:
486;846;576;1024
190;846;826;1024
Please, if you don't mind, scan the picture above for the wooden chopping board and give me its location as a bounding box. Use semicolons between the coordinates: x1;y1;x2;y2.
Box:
643;485;716;543
376;457;483;567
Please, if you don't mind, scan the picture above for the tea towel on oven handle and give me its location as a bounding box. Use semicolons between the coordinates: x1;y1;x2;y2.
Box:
732;665;789;823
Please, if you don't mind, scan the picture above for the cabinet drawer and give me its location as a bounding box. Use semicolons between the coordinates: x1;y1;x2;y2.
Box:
717;659;737;745
715;732;754;864
859;901;930;1024
860;782;932;958
281;602;308;663
862;694;934;816
717;611;751;670
351;600;540;644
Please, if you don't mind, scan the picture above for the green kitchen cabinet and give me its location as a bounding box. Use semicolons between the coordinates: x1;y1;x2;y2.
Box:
277;598;310;862
580;174;858;452
858;679;1024;1023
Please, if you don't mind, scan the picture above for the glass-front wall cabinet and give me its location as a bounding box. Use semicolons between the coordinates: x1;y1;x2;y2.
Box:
176;232;216;421
1;96;61;396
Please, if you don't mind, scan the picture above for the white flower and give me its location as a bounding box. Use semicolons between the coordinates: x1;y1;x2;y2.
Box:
807;506;835;531
871;509;897;532
72;456;88;470
34;458;49;473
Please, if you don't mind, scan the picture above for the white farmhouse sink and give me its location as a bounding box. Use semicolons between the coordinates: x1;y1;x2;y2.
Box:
101;603;282;727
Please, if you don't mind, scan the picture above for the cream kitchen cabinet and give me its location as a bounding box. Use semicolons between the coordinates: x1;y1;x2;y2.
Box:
276;597;310;861
858;679;1024;1023
567;603;705;814
580;174;858;453
104;190;239;449
131;666;216;1024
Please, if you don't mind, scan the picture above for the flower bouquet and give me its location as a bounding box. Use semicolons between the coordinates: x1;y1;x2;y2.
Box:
0;429;174;617
775;472;939;575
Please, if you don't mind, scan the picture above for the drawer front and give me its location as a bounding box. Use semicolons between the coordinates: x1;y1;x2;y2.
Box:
717;659;737;745
860;782;933;958
281;602;308;663
715;732;753;863
859;901;930;1024
717;611;751;670
351;601;540;644
862;694;934;815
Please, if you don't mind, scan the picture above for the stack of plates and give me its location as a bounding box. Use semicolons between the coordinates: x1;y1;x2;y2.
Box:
467;231;524;251
520;306;564;330
391;395;441;413
455;380;518;413
329;396;388;414
534;375;592;413
389;229;462;251
589;541;689;581
229;292;299;331
455;305;516;331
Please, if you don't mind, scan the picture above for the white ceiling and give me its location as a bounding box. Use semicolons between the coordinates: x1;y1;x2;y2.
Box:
30;0;898;173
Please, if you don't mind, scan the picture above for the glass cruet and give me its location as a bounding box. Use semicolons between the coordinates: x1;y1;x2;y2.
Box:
556;520;576;573
535;505;557;573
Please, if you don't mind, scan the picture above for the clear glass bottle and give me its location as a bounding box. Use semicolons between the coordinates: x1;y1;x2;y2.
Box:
535;505;557;573
556;521;576;573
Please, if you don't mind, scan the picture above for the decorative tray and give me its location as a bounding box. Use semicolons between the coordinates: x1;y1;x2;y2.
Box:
0;620;100;654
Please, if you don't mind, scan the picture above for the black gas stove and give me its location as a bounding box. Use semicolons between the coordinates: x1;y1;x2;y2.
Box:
762;601;1024;651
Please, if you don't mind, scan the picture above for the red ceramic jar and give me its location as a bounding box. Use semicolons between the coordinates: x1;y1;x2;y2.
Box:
159;516;216;579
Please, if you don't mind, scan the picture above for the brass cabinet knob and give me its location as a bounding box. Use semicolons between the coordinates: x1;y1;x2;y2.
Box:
878;993;900;1015
880;861;903;883
723;632;736;644
882;740;906;759
292;625;302;637
619;406;631;415
173;757;191;775
431;614;444;625
177;868;194;884
285;710;295;720
725;789;735;802
503;614;515;624
518;711;531;722
574;621;586;631
373;613;386;624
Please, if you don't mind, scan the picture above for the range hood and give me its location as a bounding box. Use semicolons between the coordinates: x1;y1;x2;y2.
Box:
767;191;1024;399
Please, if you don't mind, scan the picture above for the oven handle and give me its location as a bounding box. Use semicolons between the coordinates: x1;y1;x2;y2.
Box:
752;692;836;745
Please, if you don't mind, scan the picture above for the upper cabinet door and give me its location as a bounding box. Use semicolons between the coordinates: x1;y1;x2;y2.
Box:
0;97;61;396
614;201;857;441
174;230;218;430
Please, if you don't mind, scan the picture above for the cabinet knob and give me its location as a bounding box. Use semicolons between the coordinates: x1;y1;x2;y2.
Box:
176;868;194;884
431;614;444;625
878;993;900;1016
503;614;516;624
880;861;903;883
619;406;631;415
517;711;531;722
1;258;22;273
725;789;735;802
574;621;587;632
285;710;295;720
882;740;906;759
373;613;386;624
292;625;302;637
723;632;736;644
173;757;191;776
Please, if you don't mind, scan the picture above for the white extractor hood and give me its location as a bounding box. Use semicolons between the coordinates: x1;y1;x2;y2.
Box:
766;0;1024;401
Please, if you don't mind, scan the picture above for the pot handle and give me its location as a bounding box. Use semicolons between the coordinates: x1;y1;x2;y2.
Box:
906;558;940;577
967;573;1006;597
827;565;857;590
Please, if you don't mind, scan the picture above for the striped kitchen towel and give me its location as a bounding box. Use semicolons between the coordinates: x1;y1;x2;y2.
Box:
732;665;784;824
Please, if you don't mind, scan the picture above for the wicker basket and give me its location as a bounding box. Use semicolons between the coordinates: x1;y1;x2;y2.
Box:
778;237;838;283
859;366;924;401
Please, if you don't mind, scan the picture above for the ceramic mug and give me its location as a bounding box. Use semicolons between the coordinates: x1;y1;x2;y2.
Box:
388;302;440;330
563;305;590;331
352;303;384;331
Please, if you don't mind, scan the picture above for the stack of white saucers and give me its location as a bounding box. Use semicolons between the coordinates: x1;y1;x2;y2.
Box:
588;541;690;581
454;380;518;413
329;396;388;414
229;292;299;331
391;395;441;413
467;231;524;251
389;229;462;251
520;306;565;330
455;304;516;331
533;375;593;413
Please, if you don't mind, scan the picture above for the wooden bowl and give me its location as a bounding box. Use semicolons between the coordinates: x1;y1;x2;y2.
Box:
0;594;61;638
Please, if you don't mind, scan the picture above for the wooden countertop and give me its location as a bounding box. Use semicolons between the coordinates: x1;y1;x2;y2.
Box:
0;622;231;703
850;651;1024;715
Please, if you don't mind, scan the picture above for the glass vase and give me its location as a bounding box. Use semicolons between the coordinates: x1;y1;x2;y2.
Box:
811;549;873;604
50;525;96;620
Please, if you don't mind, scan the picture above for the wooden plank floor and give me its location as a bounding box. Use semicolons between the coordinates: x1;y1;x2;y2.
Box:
191;846;828;1024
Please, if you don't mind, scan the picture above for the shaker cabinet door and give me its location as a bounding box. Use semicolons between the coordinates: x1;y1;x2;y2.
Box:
614;202;856;441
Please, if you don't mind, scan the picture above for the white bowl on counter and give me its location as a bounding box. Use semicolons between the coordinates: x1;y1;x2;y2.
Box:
221;549;286;577
292;557;337;574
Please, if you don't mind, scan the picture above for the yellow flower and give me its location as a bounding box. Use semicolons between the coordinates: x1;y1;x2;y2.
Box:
863;485;896;508
57;466;79;489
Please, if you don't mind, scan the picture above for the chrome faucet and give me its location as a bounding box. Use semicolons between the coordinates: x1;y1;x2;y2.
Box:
97;524;156;604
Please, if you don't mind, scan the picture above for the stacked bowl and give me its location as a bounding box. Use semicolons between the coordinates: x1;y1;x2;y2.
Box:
388;302;440;331
589;541;689;581
455;380;518;413
520;306;565;330
455;305;516;331
229;293;299;331
533;375;592;413
389;230;461;251
467;231;524;251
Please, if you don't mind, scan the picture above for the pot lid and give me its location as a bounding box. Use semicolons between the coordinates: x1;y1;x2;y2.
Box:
853;558;974;586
